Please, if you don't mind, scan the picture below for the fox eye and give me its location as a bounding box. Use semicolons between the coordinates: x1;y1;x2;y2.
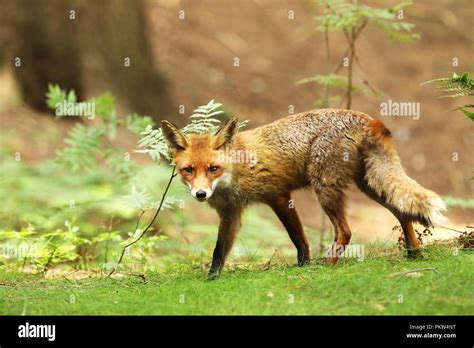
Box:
209;166;220;173
182;167;193;174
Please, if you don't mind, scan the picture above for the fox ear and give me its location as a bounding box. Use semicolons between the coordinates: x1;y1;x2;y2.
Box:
213;117;239;149
161;120;188;152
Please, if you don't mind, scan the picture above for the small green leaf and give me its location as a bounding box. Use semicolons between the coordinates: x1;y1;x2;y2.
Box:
92;92;115;118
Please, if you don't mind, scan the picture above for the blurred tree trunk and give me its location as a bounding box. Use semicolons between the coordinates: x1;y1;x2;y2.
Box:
77;0;174;118
1;0;173;119
1;0;83;110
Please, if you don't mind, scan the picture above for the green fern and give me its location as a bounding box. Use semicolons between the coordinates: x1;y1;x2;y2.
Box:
126;113;155;135
46;85;143;177
56;124;105;172
161;196;179;210
443;196;474;209
135;126;171;162
295;74;359;107
103;147;137;180
123;185;154;211
182;99;225;134
421;72;474;120
299;0;418;109
316;0;419;41
137;100;247;162
295;74;348;88
123;185;178;211
91;92;116;139
46;83;76;111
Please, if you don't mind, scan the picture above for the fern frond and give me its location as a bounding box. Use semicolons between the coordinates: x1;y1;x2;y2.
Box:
136;127;171;162
46;83;76;111
56;124;105;171
454;105;474;120
103;147;137;180
295;74;348;88
126;114;155;135
182;100;226;134
136;100;247;161
422;72;473;120
440;92;474;98
123;185;154;211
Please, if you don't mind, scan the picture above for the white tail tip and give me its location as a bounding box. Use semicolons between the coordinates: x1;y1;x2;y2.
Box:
428;197;448;227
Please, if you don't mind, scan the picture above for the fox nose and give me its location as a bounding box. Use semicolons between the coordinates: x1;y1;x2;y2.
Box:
196;190;207;199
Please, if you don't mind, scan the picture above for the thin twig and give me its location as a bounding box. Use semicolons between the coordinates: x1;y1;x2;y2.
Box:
108;167;177;276
439;226;468;234
346;27;355;109
323;3;331;108
389;267;440;278
333;18;367;74
110;272;147;283
263;249;278;270
250;240;265;261
103;215;116;268
344;18;367;110
112;210;145;267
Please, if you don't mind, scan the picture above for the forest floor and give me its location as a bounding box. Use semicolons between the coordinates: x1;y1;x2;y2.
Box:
1;244;472;315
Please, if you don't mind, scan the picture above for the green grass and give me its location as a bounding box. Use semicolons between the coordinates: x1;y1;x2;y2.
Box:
0;244;472;315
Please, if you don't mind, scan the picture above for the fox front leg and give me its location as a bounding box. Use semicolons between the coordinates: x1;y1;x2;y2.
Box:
267;194;311;266
208;207;243;280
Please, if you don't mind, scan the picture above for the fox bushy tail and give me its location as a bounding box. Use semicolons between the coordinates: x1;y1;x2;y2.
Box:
359;120;447;227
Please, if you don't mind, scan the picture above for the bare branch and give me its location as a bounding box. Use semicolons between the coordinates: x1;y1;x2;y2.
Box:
108;166;177;276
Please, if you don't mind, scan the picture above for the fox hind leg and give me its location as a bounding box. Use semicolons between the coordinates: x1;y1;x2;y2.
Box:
316;187;352;265
399;219;422;259
308;134;359;264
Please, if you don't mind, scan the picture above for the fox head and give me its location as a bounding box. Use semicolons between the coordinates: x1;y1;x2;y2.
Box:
161;117;238;202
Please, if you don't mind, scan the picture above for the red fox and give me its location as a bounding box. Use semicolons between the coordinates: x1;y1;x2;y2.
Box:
161;109;447;279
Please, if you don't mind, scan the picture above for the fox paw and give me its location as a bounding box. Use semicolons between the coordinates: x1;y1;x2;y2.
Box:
407;250;423;259
297;258;311;266
207;270;221;280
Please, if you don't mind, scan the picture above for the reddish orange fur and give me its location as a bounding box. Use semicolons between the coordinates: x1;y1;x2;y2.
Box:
368;118;392;146
171;134;228;195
